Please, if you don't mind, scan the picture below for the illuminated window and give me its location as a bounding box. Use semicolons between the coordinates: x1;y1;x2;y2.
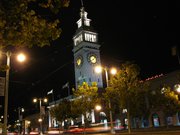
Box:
74;34;83;46
84;20;90;26
77;20;82;28
123;109;127;113
85;33;96;42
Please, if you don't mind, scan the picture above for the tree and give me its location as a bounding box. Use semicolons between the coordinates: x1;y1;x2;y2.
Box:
104;62;149;134
72;82;100;129
50;99;72;131
149;86;180;126
0;0;69;48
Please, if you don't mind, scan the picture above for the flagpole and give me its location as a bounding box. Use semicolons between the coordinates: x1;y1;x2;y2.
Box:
52;91;54;102
62;82;70;96
47;89;54;102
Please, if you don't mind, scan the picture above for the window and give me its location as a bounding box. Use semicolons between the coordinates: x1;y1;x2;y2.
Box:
74;34;83;46
85;33;96;42
77;20;82;28
84;20;90;26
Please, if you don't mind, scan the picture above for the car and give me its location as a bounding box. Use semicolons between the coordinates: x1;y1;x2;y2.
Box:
29;131;39;135
47;128;63;135
7;132;18;135
66;126;84;133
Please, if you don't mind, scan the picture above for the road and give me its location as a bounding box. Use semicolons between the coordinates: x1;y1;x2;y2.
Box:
63;128;180;135
4;127;180;135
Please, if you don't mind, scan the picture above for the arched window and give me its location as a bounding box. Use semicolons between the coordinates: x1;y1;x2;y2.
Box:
152;113;160;127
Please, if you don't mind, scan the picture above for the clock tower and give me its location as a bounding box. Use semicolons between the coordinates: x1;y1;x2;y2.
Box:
72;6;103;89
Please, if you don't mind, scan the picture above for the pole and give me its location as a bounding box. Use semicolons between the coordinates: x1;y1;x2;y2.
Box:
52;91;54;102
18;108;21;135
104;68;115;134
39;99;43;135
39;99;42;115
3;51;11;135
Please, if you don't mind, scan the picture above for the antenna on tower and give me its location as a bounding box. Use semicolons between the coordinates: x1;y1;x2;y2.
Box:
80;0;84;7
80;0;85;19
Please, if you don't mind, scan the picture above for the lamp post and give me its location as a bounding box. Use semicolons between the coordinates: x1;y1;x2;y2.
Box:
0;51;26;135
17;107;24;135
27;121;31;134
95;105;102;123
95;66;117;134
33;98;48;135
4;51;11;135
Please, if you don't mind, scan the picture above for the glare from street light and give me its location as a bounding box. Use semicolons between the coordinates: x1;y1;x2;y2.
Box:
17;53;26;62
43;98;48;103
95;66;102;73
110;68;117;75
174;84;180;93
38;118;42;122
21;108;24;112
33;98;37;103
176;84;180;93
95;66;117;76
95;105;102;111
177;87;180;93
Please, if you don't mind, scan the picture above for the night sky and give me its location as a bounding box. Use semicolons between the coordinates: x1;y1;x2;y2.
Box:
1;0;180;122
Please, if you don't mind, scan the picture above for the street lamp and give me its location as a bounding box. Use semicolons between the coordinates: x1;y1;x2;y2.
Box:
17;107;24;135
95;104;102;123
0;116;3;123
95;65;117;134
27;121;31;134
33;98;48;135
0;51;26;135
95;105;102;111
175;84;180;93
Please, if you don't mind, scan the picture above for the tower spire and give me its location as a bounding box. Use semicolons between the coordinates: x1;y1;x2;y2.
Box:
80;0;85;18
78;0;89;28
80;0;84;7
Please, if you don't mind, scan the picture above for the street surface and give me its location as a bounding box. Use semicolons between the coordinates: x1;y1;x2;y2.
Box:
2;126;180;135
44;127;180;135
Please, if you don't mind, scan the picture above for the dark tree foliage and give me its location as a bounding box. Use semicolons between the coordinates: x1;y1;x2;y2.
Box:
50;99;72;129
0;0;69;48
72;82;100;128
104;62;149;133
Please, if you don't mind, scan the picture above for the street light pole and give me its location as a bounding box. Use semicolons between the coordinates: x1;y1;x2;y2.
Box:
33;98;47;135
104;68;115;134
18;108;21;135
39;99;43;135
1;51;26;135
95;66;117;134
39;99;42;116
17;107;24;135
4;51;11;135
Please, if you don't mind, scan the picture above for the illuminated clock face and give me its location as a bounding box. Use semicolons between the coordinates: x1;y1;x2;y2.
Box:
76;56;83;67
88;54;97;64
